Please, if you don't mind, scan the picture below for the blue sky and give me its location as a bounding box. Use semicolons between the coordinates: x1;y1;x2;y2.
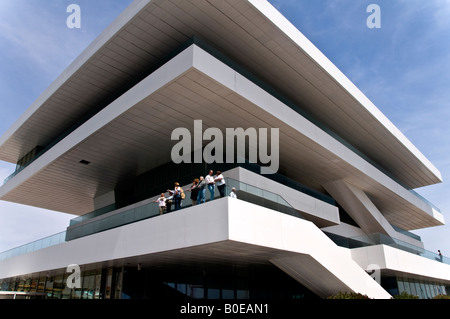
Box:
0;1;449;257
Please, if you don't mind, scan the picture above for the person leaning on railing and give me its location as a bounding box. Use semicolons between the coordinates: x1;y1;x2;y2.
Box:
167;182;182;211
196;176;206;204
214;171;226;198
153;193;166;215
186;178;199;206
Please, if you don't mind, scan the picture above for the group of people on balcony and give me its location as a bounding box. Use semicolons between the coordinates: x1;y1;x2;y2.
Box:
153;170;237;215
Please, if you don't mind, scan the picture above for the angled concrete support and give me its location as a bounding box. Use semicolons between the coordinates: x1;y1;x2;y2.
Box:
323;180;423;248
270;253;390;299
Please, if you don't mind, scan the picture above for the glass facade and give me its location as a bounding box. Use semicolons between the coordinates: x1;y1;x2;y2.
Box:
0;268;122;299
120;263;317;300
396;277;448;299
1;262;449;299
0;263;317;300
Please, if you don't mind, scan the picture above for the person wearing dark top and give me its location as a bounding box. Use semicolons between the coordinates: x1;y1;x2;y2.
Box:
187;178;200;206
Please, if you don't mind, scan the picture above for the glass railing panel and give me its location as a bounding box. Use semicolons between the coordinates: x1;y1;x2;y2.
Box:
325;231;450;265
420;250;450;264
408;189;441;213
391;224;421;241
262;189;278;203
31;240;42;252
224;177;303;220
41;236;51;249
0;231;66;261
69;204;116;226
65;200;163;241
22;245;31;255
236;181;247;193
247;184;262;197
123;208;136;225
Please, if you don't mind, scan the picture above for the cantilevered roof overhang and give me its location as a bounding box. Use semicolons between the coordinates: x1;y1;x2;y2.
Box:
0;44;444;230
0;0;442;190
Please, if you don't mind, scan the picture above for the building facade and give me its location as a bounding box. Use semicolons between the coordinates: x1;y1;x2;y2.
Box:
0;0;449;300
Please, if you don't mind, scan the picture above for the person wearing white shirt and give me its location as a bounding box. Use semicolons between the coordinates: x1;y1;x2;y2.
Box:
229;187;237;198
205;170;215;201
214;171;226;198
153;193;166;215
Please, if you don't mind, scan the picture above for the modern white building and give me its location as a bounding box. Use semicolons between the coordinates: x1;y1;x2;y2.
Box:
0;0;449;300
